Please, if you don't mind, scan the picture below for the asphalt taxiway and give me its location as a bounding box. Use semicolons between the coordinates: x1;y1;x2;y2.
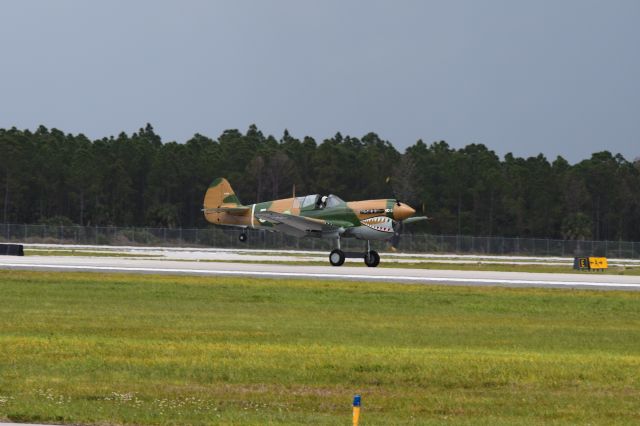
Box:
1;255;639;291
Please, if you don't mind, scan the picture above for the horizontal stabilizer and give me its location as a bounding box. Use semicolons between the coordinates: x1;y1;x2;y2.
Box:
202;206;250;216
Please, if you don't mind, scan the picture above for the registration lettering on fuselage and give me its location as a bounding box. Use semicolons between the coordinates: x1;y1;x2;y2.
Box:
360;208;392;214
360;209;384;214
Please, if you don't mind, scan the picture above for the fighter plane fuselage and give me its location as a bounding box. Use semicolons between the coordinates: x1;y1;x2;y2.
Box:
203;177;426;266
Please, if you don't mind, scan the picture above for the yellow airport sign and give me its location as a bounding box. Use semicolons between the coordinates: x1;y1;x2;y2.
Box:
588;257;608;270
574;257;608;271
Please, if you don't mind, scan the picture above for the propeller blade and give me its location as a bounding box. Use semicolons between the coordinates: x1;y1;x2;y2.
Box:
385;176;401;206
390;219;403;250
391;215;432;249
402;216;430;225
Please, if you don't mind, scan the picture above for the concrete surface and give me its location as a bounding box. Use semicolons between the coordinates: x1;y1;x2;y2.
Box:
1;255;639;290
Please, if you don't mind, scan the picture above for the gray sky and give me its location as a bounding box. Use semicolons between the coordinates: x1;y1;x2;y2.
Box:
1;0;638;162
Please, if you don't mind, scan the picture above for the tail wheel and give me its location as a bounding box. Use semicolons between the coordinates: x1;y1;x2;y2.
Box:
364;250;380;267
329;249;345;266
239;233;247;242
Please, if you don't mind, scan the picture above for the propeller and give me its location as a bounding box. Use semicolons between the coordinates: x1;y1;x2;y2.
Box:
390;219;403;251
390;203;432;250
385;177;401;206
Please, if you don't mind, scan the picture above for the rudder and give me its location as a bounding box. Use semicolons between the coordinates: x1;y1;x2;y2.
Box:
203;178;242;210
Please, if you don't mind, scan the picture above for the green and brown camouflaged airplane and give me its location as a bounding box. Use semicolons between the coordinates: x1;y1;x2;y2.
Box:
203;178;428;267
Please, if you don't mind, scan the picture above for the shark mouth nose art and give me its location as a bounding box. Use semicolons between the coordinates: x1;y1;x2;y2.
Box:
361;216;395;233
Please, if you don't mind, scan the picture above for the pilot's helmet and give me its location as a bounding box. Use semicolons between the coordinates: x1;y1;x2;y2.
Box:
321;196;328;204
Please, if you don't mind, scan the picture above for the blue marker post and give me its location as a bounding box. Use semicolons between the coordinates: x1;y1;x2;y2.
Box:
352;394;361;426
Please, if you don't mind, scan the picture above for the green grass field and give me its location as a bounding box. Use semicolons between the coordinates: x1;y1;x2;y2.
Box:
0;271;639;425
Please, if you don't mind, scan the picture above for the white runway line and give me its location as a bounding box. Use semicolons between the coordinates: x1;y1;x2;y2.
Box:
0;423;55;426
0;424;52;426
21;243;640;266
2;262;640;289
24;243;640;266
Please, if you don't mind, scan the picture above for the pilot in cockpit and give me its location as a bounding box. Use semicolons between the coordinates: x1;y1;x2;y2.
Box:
316;195;328;209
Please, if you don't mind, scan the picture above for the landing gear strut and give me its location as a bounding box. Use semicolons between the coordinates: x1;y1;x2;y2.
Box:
364;240;380;267
239;232;247;242
364;250;380;267
329;237;345;266
327;239;380;267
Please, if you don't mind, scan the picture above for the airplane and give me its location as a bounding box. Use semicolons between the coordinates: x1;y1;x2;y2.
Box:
203;178;428;267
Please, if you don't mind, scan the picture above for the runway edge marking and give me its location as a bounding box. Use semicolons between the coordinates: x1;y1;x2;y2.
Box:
1;263;640;289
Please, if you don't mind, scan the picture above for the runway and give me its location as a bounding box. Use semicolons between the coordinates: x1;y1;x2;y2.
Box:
1;255;639;290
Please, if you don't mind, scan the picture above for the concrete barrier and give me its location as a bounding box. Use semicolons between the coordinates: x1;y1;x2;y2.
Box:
0;244;24;256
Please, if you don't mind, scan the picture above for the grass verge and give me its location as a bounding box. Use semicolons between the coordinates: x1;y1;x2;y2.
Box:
0;270;639;425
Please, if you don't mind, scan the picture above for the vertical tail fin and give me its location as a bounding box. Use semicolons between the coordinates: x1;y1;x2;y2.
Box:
203;178;242;210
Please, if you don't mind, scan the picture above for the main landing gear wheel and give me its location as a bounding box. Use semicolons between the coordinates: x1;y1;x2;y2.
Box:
364;250;380;267
239;232;247;242
329;249;345;266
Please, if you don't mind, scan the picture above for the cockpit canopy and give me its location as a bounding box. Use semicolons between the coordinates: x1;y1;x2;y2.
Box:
324;194;344;208
296;194;345;210
297;194;318;209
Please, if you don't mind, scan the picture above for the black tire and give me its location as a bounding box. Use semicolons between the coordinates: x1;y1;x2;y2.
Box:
239;233;247;242
329;249;345;266
364;250;380;267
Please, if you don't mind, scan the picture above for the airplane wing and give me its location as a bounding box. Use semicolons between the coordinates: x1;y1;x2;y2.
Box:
255;210;339;237
202;206;250;216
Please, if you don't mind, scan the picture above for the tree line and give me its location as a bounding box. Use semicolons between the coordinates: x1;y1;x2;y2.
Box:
1;124;639;241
